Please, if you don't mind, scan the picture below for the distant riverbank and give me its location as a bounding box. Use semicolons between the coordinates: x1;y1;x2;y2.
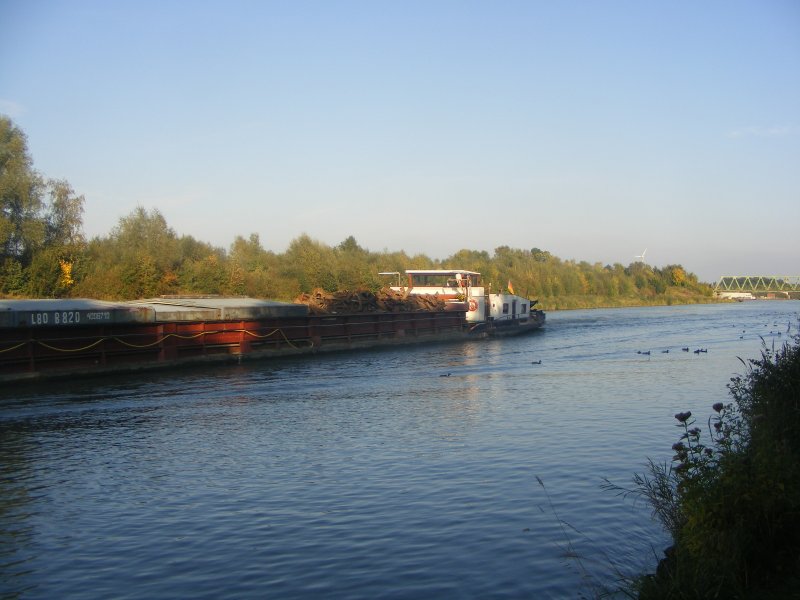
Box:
536;290;718;311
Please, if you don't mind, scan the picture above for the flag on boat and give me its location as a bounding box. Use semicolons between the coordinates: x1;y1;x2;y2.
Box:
507;280;514;294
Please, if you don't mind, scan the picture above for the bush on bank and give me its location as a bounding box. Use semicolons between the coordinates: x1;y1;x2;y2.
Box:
620;331;800;599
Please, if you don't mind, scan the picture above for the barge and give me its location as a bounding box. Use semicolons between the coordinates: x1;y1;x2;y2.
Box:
0;270;544;384
0;296;467;383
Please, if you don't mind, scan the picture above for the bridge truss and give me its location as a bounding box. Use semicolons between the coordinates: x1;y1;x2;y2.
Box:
714;276;800;293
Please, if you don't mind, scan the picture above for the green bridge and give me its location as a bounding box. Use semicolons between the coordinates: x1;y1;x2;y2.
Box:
714;276;800;294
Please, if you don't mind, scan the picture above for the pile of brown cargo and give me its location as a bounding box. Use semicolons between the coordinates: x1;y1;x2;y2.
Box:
295;288;447;315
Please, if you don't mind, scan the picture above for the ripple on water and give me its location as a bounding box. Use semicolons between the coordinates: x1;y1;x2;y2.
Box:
1;302;797;599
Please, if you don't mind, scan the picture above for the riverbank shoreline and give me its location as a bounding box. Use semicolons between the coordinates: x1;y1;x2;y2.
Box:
545;296;798;312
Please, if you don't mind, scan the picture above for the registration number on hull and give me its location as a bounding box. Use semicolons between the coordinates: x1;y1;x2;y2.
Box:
24;310;113;326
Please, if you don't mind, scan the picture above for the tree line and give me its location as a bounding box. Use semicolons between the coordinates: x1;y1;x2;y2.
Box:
1;116;713;309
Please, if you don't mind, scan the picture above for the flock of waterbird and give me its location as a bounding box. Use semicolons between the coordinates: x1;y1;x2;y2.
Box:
635;318;793;358
637;347;707;356
437;317;795;376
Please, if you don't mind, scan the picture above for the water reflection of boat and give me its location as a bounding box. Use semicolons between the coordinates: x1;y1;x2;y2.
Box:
380;269;545;337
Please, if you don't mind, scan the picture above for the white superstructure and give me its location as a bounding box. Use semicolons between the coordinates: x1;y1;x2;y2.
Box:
379;269;540;327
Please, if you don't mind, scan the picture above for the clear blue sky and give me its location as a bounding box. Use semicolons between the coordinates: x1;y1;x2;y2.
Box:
2;0;798;282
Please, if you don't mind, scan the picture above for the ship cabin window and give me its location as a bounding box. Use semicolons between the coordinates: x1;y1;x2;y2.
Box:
412;275;441;287
411;273;477;288
521;304;527;314
502;303;509;314
448;273;467;288
447;274;474;288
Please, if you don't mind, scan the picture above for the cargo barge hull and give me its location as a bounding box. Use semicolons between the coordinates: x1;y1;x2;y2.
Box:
0;298;467;384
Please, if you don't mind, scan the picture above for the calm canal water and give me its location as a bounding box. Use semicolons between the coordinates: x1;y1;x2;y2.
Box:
2;301;798;599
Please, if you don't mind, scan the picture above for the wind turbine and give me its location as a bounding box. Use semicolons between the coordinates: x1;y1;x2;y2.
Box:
635;248;648;262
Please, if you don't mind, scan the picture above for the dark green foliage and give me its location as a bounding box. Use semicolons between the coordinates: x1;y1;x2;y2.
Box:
5;205;714;304
1;117;86;297
0;116;44;265
623;333;800;599
0;258;25;295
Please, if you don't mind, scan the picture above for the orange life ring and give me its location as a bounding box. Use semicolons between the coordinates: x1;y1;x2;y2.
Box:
468;298;478;311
